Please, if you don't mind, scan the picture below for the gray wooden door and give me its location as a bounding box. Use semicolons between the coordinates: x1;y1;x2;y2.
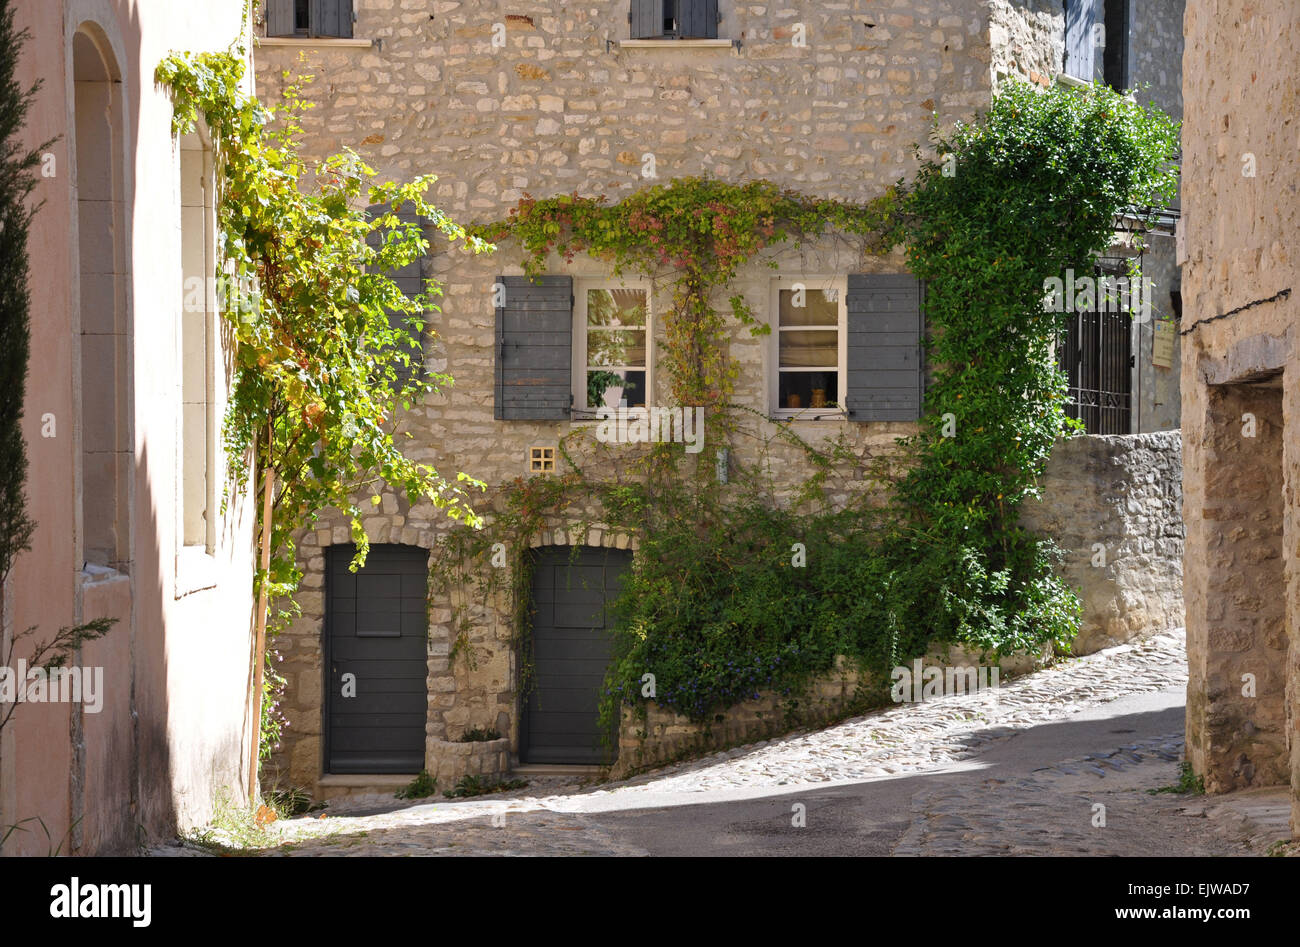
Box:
522;546;631;764
325;544;428;774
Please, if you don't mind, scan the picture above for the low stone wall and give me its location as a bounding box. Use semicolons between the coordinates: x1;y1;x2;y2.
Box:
1024;432;1185;655
613;658;868;778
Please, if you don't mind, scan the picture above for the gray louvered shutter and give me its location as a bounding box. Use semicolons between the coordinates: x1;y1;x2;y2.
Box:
310;0;354;38
367;203;426;384
630;0;665;39
1064;0;1099;81
266;0;295;36
679;0;719;39
495;276;573;420
845;274;924;422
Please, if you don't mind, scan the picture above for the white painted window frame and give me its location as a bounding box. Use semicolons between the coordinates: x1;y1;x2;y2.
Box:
767;275;848;421
572;277;654;416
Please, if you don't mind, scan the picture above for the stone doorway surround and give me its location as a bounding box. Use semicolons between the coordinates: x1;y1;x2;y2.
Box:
275;511;640;797
1183;330;1297;824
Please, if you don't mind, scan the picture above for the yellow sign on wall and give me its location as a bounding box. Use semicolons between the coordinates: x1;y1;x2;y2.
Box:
1152;320;1175;369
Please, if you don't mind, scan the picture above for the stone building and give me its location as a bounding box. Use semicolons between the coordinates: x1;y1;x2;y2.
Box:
252;0;1186;798
0;2;257;854
1180;0;1300;835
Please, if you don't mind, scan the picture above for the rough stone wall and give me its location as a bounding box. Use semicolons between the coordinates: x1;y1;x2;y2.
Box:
254;2;1173;797
987;0;1063;88
1023;432;1185;655
1131;0;1185;433
256;1;996;215
616;658;868;777
1180;0;1300;833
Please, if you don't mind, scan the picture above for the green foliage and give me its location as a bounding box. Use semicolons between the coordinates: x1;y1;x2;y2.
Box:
442;81;1179;732
0;0;49;590
1148;762;1206;796
395;770;438;799
457;726;501;742
156;51;493;753
443;775;528;798
889;79;1179;655
478;176;897;406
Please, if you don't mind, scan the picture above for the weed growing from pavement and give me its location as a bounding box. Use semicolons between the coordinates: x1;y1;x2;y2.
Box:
395;771;439;800
1147;762;1206;796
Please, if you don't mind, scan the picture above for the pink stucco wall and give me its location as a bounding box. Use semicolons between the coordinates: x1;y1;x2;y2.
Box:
1;0;257;855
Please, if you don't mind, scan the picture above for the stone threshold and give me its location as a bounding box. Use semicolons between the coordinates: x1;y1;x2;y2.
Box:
512;764;603;776
316;774;415;798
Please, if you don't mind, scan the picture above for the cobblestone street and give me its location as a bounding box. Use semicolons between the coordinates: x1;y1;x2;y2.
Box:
153;630;1292;857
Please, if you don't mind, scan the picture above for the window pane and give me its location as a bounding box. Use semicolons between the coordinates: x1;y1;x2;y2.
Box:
779;329;838;367
779;372;839;411
588;369;646;408
587;288;647;327
294;0;309;31
588;328;646;367
779;287;838;327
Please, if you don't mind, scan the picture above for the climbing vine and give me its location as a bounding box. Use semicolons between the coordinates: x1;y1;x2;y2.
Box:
475;177;899;407
156;50;491;756
439;80;1178;731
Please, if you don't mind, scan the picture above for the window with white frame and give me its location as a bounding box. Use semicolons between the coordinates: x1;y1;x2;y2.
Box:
770;277;846;417
574;281;651;413
180;130;216;554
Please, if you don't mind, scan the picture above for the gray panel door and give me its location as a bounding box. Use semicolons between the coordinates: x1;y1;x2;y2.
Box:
522;546;631;765
325;544;428;774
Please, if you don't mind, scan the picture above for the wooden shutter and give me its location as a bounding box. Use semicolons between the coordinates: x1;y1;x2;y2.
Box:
266;0;295;37
630;0;665;39
1064;0;1099;82
1102;0;1132;91
310;0;354;38
678;0;719;39
366;203;426;383
495;276;573;421
845;274;924;422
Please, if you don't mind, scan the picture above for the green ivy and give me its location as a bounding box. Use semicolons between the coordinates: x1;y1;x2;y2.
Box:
156;50;493;756
442;81;1178;731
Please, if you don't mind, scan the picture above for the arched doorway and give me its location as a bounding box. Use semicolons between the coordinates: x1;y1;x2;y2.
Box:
73;26;129;573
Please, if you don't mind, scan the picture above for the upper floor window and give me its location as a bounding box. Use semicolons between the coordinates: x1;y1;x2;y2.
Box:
630;0;720;40
180;131;216;554
1064;0;1131;90
574;281;651;414
265;0;354;39
769;278;846;418
1101;0;1132;91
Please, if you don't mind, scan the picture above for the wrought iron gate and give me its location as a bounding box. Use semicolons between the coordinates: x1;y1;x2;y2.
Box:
1056;305;1133;435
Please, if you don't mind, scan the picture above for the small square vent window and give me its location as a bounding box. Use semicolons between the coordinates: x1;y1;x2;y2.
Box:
529;447;556;473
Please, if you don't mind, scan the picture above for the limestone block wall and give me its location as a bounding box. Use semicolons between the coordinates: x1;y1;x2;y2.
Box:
1131;0;1185;434
1022;432;1185;656
615;657;867;777
988;0;1063;88
1181;0;1299;831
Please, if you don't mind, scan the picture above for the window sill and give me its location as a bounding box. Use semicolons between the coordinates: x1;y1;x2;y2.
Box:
771;411;848;423
175;546;219;599
619;38;736;49
258;36;373;48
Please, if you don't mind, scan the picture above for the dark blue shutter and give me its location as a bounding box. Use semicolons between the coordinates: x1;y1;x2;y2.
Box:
310;0;354;38
845;274;924;422
630;0;665;39
679;0;719;39
495;276;573;421
266;0;295;37
1064;0;1099;82
367;203;427;384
